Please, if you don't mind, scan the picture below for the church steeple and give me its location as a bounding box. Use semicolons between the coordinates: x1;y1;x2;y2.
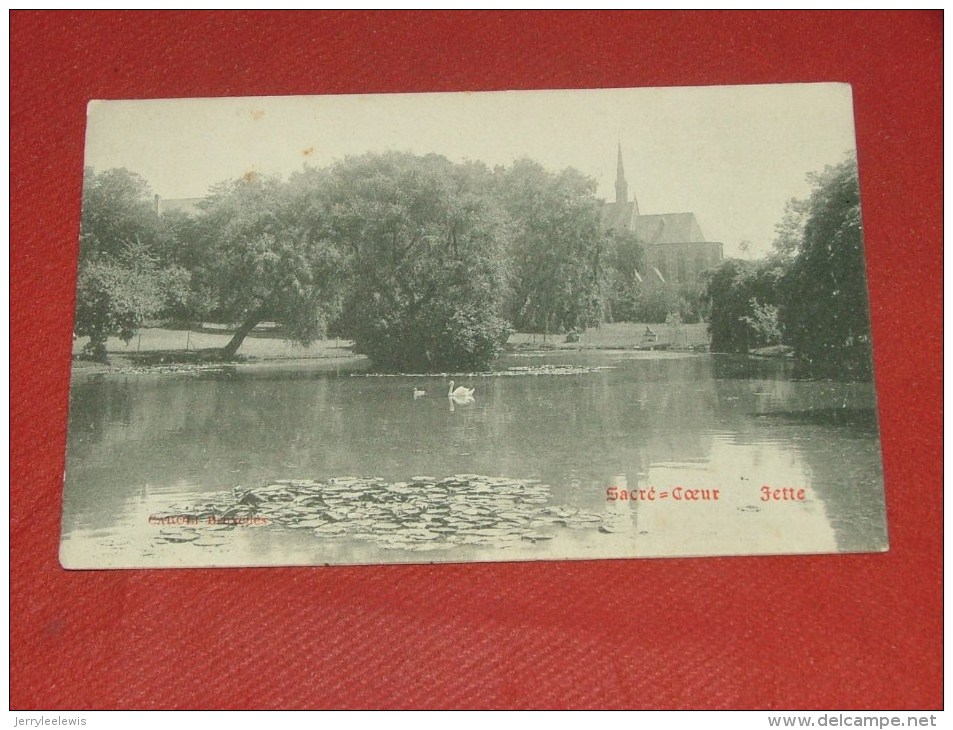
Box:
615;142;628;204
615;143;639;217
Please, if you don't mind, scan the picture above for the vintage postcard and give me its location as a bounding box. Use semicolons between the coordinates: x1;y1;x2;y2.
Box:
61;84;887;568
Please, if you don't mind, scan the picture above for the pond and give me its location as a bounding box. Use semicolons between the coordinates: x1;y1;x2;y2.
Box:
60;351;888;568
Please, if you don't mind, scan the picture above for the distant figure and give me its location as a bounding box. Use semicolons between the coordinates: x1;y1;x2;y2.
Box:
643;326;658;343
413;387;426;399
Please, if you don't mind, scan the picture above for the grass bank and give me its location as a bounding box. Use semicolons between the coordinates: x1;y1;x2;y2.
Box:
70;321;711;377
506;321;710;351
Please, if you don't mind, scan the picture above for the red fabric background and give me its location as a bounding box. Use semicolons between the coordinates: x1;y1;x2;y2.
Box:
10;11;942;709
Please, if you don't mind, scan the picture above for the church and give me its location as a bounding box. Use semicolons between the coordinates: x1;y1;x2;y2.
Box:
601;145;723;286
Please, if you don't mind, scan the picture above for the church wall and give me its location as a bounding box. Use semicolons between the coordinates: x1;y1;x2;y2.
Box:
644;241;723;284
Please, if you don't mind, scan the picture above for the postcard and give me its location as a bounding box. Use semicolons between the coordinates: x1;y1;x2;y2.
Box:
61;83;887;568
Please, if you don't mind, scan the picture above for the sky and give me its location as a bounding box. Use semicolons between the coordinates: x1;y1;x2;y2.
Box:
84;83;858;259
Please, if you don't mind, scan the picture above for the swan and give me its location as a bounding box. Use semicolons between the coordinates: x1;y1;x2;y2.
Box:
448;380;475;398
413;387;426;398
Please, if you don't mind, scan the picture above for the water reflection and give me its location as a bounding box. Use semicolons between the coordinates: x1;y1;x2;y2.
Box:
61;353;887;567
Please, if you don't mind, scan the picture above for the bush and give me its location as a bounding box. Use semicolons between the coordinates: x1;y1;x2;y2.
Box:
704;258;786;353
351;304;512;373
74;260;167;361
741;299;783;345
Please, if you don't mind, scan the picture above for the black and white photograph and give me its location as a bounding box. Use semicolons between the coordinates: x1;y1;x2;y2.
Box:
61;83;888;568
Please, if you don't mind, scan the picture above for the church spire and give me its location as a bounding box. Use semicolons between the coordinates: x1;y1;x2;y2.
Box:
614;143;639;217
615;142;628;204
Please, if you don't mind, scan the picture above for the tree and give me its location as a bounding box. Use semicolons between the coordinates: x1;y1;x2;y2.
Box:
703;258;786;352
741;299;783;345
75;260;168;361
325;152;511;372
79;167;161;263
187;171;344;358
75;168;189;361
693;152;871;375
780;154;872;377
634;283;683;324
604;229;645;322
499;160;608;335
772;196;811;259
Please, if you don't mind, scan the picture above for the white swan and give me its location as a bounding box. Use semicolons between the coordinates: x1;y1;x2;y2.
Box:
413;387;426;398
448;380;475;398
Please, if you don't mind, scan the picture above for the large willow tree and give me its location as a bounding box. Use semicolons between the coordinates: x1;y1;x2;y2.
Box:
324;152;512;372
187;172;345;358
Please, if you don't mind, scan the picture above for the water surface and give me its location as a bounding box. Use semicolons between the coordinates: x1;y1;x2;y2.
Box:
61;352;887;567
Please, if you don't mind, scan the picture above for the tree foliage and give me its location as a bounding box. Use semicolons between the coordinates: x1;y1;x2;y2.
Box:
186;171;344;357
632;282;705;324
704;153;872;378
741;299;783;345
602;232;706;325
79;167;160;262
325;152;511;372
603;229;645;322
779;155;872;376
75;168;189;361
499;160;607;335
704;258;787;353
772;196;810;259
82;152;767;371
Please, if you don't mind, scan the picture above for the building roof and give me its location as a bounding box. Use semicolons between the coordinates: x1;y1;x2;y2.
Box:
601;201;637;232
631;212;707;244
157;197;205;217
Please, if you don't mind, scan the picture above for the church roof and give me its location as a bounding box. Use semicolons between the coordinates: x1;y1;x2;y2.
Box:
631;212;707;244
157;197;205;217
601;201;637;232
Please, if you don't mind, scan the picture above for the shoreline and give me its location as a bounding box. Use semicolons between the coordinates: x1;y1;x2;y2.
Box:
69;322;716;381
68;344;713;382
